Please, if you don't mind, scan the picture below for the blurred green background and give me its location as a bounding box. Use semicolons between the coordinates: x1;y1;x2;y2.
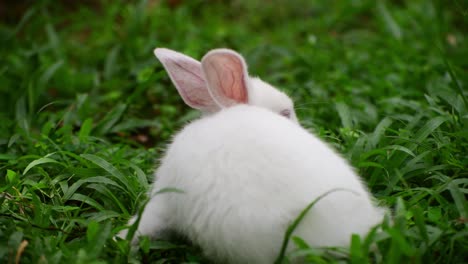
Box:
0;0;467;263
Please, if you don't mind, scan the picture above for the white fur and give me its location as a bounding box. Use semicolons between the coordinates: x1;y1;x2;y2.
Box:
247;77;297;123
120;48;384;264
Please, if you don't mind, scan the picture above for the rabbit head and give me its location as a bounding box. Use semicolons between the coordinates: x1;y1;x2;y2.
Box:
154;48;298;123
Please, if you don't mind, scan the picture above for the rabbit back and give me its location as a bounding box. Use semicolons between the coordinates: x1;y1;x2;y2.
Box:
153;105;383;264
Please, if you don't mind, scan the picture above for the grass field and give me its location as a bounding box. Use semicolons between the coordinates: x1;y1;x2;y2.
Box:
1;0;467;263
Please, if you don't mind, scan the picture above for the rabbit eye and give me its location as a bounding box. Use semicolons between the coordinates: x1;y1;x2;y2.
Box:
280;109;291;118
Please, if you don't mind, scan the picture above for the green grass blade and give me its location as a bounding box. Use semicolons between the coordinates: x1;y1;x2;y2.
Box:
23;154;63;175
412;116;450;144
94;103;127;135
78;118;93;142
447;181;468;228
69;193;105;211
376;0;402;40
62;176;124;201
274;188;357;264
80;154;135;198
437;45;467;106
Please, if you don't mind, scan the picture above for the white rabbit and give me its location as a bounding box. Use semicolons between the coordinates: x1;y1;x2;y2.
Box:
120;48;385;264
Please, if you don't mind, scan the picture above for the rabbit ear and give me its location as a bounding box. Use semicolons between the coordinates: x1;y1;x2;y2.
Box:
201;49;249;108
154;48;219;112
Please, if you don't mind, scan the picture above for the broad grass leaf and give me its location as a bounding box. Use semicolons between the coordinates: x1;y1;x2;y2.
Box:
0;154;17;160
6;169;17;183
69;193;105;211
139;236;151;254
411;206;429;244
94;103;127;135
350;136;367;163
447;181;468;228
376;0;402;39
15;97;29;133
45;23;61;54
413;116;450;144
350;234;365;264
386;228;415;256
12;6;35;36
87;210;121;222
368;117;393;148
128;162;149;190
289;249;330;264
79;118;94;142
86;221;112;259
335;101;353;128
438;45;467;107
362;224;380;255
425;225;443;247
86;184;129;214
427;207;442;223
385;145;416;158
359;149;387;161
449;230;468;260
68;168;104;178
50;205;81;213
23;154;63;175
62;176;123;201
38;60;64;87
31;193;50;227
80;154;134;197
86;221;100;244
358;161;385;169
427;85;467;116
104;45;121;80
400;150;431;176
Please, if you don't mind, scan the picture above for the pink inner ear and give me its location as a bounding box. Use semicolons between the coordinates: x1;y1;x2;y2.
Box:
202;51;249;107
211;56;248;103
154;48;219;112
168;60;212;106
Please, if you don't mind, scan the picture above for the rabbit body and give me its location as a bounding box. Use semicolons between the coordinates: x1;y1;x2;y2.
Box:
137;105;383;264
123;48;384;264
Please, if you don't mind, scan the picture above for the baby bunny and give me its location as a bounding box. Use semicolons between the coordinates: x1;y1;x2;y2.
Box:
120;48;385;263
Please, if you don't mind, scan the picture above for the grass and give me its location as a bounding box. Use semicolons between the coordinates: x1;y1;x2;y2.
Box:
0;0;467;263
